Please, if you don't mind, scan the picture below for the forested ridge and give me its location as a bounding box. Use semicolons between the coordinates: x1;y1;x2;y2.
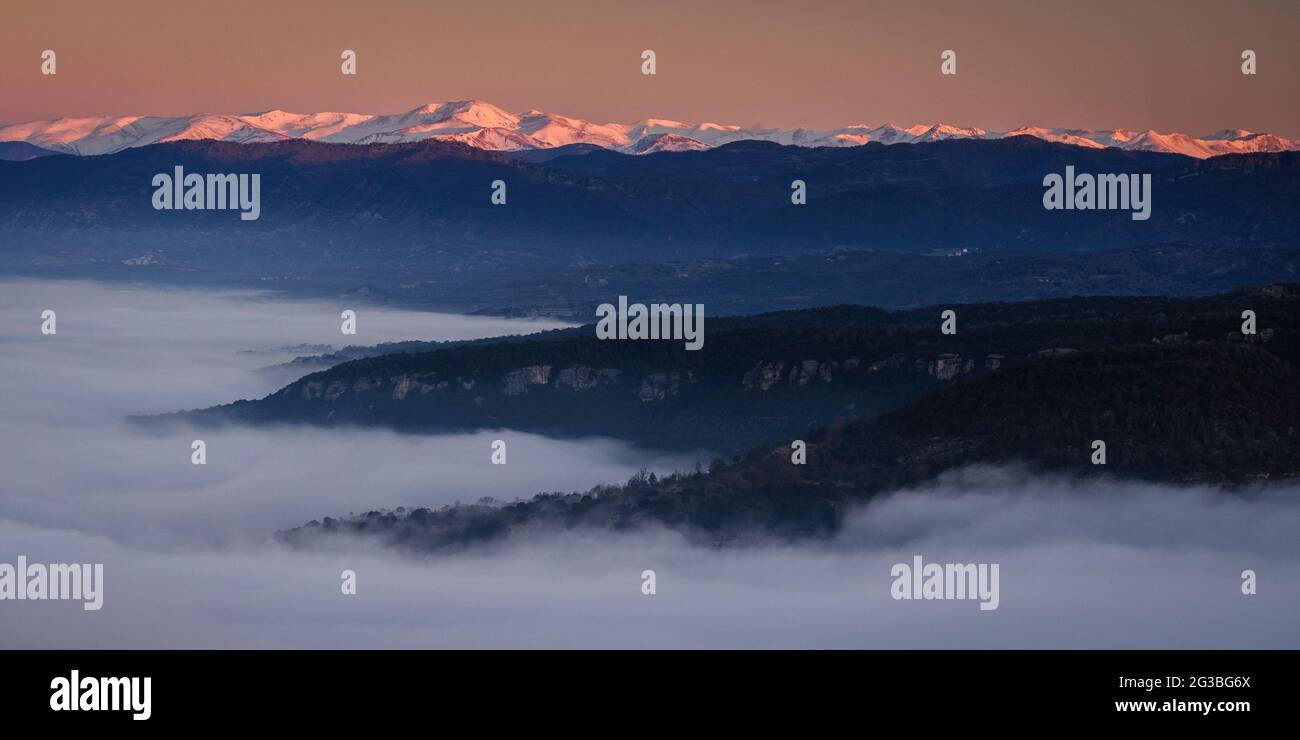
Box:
275;285;1300;550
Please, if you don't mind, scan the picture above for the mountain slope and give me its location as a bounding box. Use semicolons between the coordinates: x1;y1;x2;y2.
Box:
0;141;59;161
2;137;1297;285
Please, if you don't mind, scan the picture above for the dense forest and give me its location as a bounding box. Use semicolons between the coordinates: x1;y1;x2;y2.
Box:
164;286;1299;452
275;284;1300;551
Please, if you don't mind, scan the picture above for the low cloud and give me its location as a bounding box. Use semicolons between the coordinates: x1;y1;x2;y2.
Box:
1;279;693;546
5;471;1297;648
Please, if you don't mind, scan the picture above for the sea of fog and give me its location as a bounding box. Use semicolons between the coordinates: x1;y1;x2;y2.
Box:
1;277;1298;648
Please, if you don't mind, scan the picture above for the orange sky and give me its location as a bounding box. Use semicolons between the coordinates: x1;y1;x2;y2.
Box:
1;0;1297;136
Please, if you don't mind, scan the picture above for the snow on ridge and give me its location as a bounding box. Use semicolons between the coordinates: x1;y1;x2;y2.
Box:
1;100;1295;158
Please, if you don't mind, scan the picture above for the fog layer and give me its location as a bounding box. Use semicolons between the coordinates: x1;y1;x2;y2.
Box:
1;278;1294;648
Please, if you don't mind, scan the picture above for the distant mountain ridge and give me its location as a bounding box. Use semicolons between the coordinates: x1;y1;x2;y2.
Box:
2;137;1297;286
0;141;58;161
2;99;1296;158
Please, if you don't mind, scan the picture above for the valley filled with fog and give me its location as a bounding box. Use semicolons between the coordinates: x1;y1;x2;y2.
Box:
2;278;1297;648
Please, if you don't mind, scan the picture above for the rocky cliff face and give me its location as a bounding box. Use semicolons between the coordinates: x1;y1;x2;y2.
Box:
740;352;999;390
290;349;1003;409
295;364;631;402
501;365;553;395
556;366;622;390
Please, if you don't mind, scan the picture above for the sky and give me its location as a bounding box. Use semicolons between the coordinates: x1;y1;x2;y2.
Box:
0;0;1297;136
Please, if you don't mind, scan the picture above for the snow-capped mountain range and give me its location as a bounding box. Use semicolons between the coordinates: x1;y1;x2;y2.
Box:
2;100;1296;158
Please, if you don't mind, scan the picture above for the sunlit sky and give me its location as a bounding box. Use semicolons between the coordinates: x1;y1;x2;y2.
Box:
1;0;1296;135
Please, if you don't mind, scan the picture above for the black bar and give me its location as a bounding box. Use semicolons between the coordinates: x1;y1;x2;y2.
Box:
1;649;1287;726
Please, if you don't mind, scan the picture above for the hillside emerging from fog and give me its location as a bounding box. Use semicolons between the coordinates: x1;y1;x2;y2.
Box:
171;286;1300;454
173;284;1300;551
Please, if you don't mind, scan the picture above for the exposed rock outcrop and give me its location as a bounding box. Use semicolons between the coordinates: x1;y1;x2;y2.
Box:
501;365;553;395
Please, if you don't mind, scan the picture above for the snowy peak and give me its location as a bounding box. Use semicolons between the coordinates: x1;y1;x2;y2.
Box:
1;102;1295;159
1205;128;1254;141
909;123;991;142
516;110;628;149
629;132;711;154
419;100;519;128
